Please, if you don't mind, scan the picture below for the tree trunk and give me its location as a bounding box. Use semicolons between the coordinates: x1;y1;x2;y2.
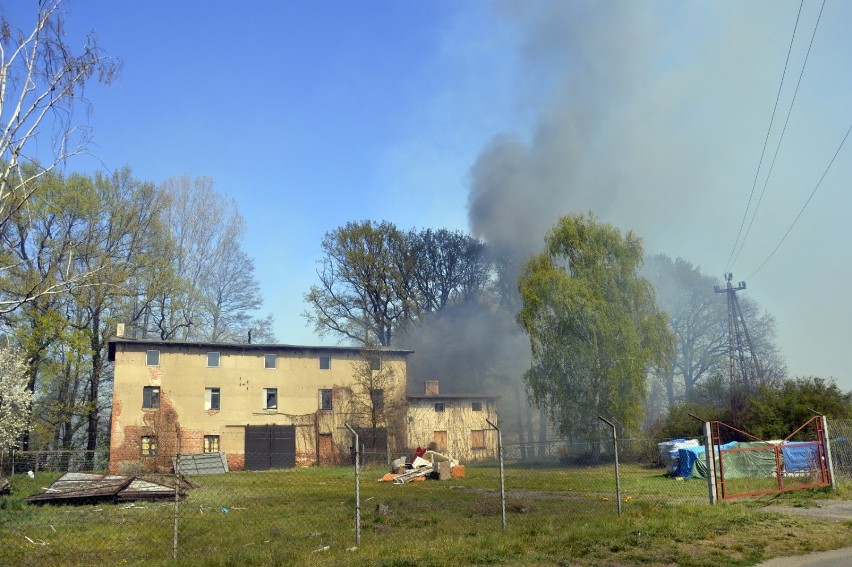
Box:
514;383;527;460
86;310;103;457
538;404;548;459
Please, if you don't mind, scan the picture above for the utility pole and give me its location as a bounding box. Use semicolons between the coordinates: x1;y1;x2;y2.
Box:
714;273;763;393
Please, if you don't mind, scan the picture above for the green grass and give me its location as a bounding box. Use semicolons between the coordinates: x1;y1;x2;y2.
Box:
2;465;851;566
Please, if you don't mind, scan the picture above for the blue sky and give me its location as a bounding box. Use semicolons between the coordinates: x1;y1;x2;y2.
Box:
5;1;852;390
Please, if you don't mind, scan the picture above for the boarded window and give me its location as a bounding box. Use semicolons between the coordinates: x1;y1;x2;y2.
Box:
319;389;333;410
433;430;447;451
471;430;486;450
471;402;482;412
146;350;160;366
370;389;384;411
143;386;160;409
264;388;278;409
205;387;220;411
207;352;220;368
203;435;220;453
319;355;331;370
434;402;445;412
141;436;157;458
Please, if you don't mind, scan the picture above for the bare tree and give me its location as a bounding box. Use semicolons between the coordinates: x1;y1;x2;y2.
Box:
346;345;406;458
0;0;119;312
137;175;272;343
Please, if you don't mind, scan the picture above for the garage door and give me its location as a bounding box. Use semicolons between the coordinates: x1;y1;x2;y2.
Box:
244;425;296;470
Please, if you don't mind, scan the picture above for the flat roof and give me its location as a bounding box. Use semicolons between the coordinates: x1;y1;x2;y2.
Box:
108;337;413;362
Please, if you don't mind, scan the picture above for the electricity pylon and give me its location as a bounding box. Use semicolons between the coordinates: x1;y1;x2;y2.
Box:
714;273;763;392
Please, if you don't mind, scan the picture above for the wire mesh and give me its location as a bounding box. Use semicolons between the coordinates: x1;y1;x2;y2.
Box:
2;422;847;565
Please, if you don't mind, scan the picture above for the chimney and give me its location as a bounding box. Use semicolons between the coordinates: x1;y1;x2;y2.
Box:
116;323;125;338
425;380;439;396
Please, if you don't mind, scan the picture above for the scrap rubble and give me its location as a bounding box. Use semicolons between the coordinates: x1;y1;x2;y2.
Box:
25;472;191;505
379;449;466;484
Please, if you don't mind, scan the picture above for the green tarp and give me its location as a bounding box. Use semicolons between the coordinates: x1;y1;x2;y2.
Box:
680;442;778;479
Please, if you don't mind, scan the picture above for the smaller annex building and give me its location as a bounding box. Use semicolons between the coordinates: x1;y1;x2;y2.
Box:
108;337;411;473
406;380;500;463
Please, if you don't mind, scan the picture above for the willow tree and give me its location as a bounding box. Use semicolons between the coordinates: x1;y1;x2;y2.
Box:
517;214;673;439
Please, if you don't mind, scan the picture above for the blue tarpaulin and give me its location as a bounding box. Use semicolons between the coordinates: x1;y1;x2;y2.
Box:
675;442;739;478
781;442;819;472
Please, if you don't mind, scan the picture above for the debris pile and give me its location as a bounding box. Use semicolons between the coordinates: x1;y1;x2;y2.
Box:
379;448;465;484
25;472;191;505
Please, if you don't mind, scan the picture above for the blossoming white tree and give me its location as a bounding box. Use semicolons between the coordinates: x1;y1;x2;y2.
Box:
0;344;32;449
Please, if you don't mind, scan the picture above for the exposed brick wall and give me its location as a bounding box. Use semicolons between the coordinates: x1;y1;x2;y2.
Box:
110;393;183;473
226;453;245;471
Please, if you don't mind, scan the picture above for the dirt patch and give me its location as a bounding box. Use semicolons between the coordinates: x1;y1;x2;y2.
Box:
761;499;852;522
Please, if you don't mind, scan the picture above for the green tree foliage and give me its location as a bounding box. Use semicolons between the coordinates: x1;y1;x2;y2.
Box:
741;377;852;440
651;377;852;441
0;1;119;312
304;221;489;346
517;214;674;438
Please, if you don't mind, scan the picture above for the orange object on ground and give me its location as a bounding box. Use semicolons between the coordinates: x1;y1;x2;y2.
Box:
380;473;400;482
451;465;465;478
412;476;426;482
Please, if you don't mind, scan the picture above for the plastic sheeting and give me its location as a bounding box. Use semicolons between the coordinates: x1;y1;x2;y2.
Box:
780;442;820;472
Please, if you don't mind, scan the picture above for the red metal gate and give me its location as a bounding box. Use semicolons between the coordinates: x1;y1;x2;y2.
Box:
710;417;831;500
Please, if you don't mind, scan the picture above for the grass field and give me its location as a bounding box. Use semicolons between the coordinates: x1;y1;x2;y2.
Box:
2;463;851;566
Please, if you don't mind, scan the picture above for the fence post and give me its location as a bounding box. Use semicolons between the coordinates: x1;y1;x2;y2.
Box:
486;418;506;531
345;423;361;546
822;415;836;490
173;456;180;561
702;421;717;504
598;417;621;516
689;414;717;505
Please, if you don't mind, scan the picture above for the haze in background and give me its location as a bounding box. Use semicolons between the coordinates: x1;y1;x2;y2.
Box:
7;1;849;390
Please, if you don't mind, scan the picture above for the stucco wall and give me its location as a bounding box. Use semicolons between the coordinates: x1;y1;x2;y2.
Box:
109;342;408;472
406;398;499;462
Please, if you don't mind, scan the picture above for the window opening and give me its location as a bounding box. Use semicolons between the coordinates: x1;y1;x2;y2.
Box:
143;386;160;409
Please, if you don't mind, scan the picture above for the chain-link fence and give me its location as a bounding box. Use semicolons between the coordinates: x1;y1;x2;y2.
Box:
2;421;847;566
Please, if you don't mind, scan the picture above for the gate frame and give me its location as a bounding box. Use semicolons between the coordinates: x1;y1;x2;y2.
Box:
710;416;833;500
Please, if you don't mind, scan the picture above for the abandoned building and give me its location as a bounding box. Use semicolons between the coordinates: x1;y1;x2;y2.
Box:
406;380;500;462
108;337;500;472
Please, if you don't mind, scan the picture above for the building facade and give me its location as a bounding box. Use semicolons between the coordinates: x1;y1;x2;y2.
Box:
406;381;500;462
108;337;411;472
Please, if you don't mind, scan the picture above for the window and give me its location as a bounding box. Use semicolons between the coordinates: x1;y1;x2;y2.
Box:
146;350;160;366
264;353;277;369
141;435;157;458
434;402;445;412
203;435;220;453
370;355;382;371
205;387;220;411
207;352;220;368
142;386;160;409
471;402;482;412
471;430;486;450
319;355;331;370
370;389;384;411
264;388;278;410
319;388;333;411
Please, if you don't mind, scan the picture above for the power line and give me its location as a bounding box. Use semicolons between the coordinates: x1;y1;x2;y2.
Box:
725;0;805;272
746;121;852;281
730;0;826;269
